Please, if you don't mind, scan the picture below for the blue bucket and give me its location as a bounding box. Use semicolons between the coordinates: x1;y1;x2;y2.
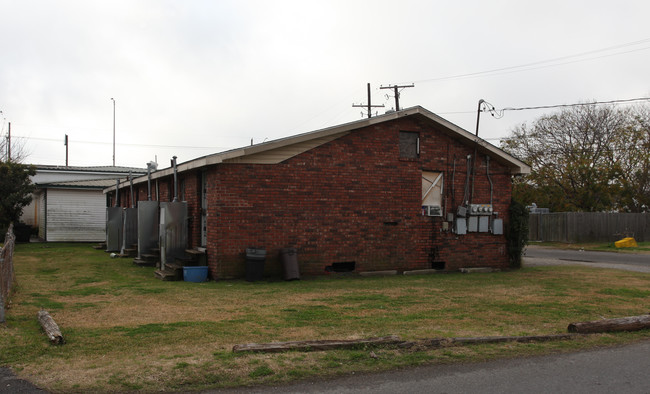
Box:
183;266;209;282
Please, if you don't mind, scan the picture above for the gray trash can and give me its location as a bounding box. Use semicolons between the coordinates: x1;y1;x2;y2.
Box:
280;248;300;281
245;248;266;282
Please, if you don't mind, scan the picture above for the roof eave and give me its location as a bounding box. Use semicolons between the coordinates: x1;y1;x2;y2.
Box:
103;106;530;193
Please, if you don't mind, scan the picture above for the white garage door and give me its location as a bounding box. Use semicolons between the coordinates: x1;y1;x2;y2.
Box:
46;189;106;242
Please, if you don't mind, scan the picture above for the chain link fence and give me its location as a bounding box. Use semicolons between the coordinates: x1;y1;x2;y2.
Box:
0;224;16;323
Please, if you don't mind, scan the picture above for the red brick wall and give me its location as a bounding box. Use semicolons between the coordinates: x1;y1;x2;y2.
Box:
112;116;514;279
205;116;513;279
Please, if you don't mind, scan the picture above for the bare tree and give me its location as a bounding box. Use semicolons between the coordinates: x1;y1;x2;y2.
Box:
0;129;29;163
502;103;648;212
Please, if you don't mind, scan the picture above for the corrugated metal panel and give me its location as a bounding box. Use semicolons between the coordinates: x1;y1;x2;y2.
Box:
121;208;138;253
160;202;188;266
137;201;159;257
46;189;107;242
105;207;123;251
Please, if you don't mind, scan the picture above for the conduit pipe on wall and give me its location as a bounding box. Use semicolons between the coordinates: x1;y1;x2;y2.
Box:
129;172;135;208
114;179;120;207
486;156;493;205
171;156;178;202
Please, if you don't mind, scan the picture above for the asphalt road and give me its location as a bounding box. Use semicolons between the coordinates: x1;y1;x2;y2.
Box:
524;245;650;273
224;340;650;394
0;368;46;393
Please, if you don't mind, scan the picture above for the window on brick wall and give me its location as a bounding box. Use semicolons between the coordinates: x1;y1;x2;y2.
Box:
422;171;443;216
399;131;419;159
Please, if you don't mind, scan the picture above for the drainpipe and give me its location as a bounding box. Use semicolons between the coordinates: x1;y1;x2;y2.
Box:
171;156;178;202
129;172;135;208
470;99;486;205
146;162;153;201
114;179;120;207
486;156;493;205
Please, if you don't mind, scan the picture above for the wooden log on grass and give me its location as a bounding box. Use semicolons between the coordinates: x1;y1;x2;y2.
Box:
567;314;650;334
37;310;65;345
402;334;579;349
233;335;403;353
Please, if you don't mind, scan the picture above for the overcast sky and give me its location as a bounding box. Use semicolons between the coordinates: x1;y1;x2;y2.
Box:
1;0;649;168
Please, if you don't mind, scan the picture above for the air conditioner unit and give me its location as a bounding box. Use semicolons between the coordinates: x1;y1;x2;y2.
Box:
422;205;442;217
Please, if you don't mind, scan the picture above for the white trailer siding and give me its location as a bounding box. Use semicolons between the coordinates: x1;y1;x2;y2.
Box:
46;189;106;242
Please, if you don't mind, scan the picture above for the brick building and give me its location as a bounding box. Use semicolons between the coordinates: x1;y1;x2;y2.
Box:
106;106;530;279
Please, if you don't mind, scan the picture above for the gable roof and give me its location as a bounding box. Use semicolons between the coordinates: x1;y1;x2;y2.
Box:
105;106;530;192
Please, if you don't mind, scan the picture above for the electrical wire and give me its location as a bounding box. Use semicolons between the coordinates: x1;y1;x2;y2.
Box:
11;135;229;151
408;38;650;85
501;97;650;112
438;97;650;118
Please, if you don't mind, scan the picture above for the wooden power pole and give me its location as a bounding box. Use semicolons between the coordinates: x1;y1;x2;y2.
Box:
352;83;385;118
380;83;414;111
6;122;10;162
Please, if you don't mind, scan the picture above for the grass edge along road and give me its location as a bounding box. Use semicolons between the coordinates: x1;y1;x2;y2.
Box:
531;241;650;254
1;243;649;393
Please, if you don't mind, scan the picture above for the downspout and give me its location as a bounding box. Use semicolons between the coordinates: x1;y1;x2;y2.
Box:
147;163;153;201
114;179;120;207
471;99;485;205
171;156;178;202
129;172;135;208
486;156;493;205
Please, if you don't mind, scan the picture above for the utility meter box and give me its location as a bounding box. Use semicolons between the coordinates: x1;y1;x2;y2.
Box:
469;204;493;216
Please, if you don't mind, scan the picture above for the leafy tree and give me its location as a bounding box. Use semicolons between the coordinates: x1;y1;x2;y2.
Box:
0;161;36;228
612;106;650;211
502;104;650;212
506;198;528;269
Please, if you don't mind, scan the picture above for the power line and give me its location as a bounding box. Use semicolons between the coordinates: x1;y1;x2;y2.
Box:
436;97;650;117
500;97;650;112
12;135;230;151
409;37;650;85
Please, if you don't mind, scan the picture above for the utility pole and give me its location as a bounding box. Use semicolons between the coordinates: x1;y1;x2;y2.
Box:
475;99;486;136
352;83;385;118
111;98;116;166
7;122;10;162
380;83;414;111
64;134;69;166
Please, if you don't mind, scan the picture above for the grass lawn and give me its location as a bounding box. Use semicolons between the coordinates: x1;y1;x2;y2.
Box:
1;243;649;393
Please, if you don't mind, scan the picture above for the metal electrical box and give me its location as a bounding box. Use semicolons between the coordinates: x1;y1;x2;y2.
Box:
469;204;493;215
455;218;467;235
479;216;489;232
468;216;478;232
493;218;504;235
